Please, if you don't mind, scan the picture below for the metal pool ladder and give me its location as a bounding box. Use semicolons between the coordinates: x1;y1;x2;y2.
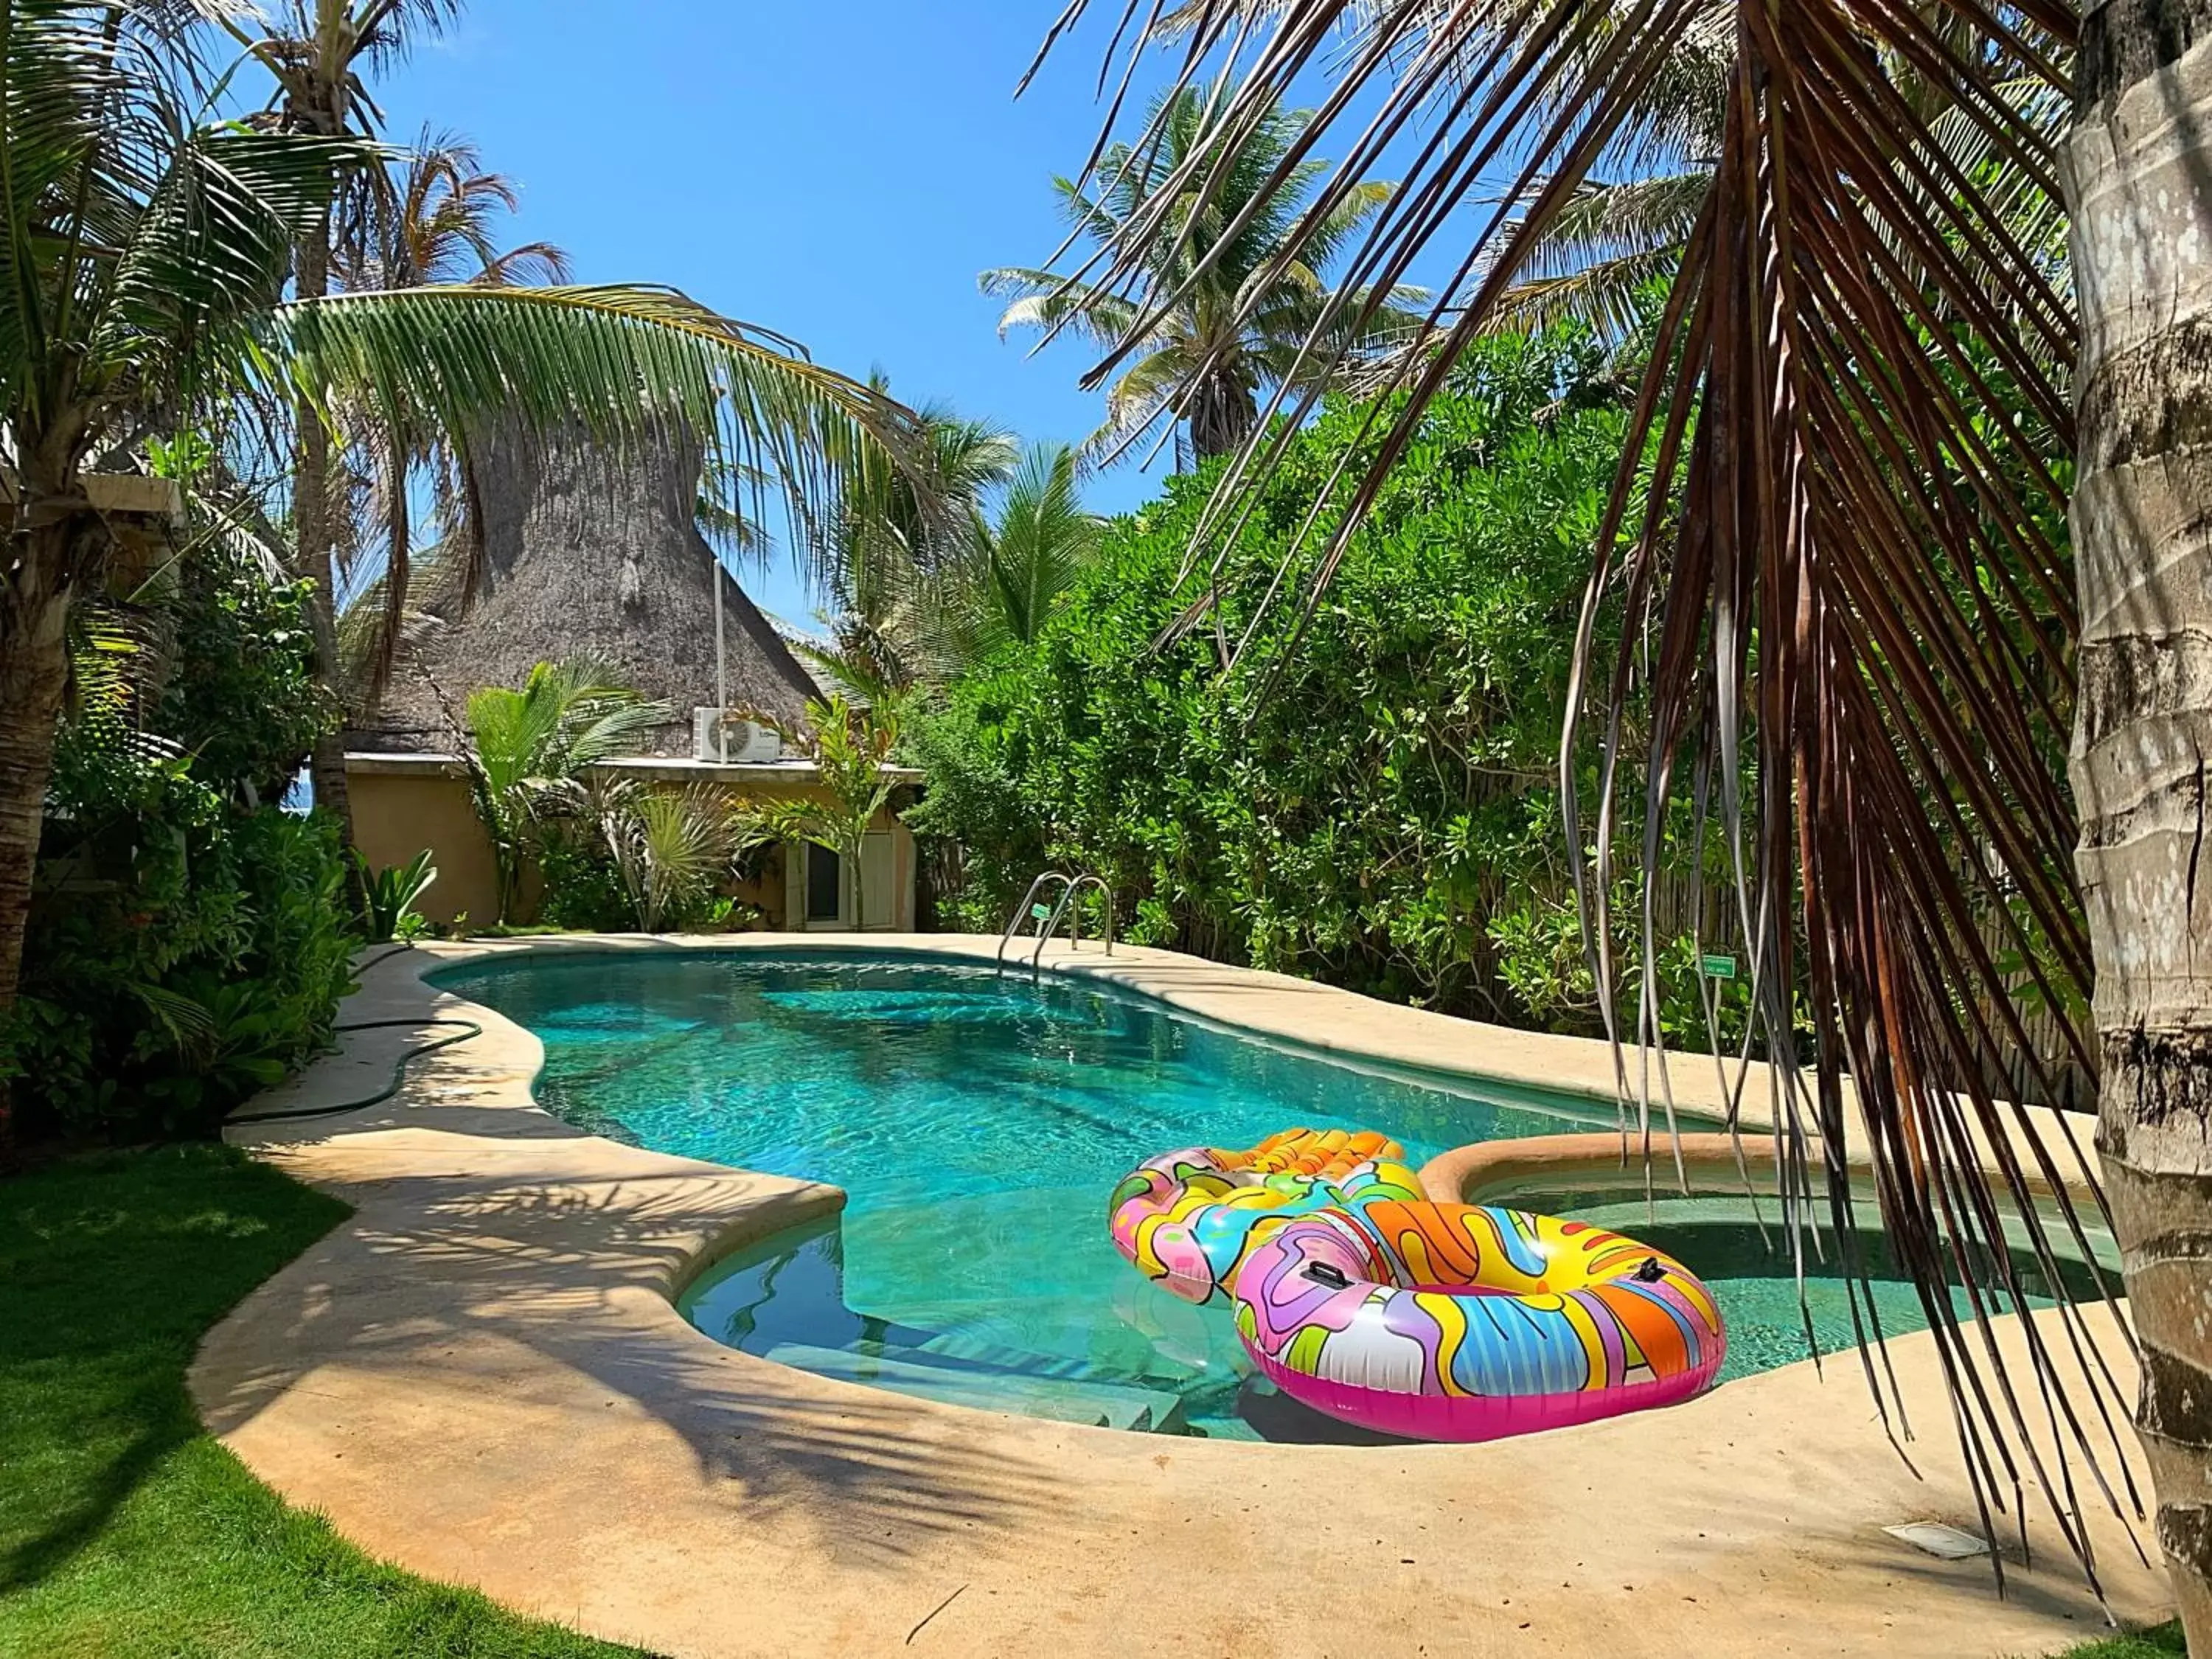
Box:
997;871;1116;978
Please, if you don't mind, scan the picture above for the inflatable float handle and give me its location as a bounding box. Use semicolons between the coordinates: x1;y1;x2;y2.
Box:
1634;1257;1666;1283
1303;1262;1352;1290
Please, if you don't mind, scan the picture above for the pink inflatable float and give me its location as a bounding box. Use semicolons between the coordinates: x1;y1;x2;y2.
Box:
1231;1198;1727;1441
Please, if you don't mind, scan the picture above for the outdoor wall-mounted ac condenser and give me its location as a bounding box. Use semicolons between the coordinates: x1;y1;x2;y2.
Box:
692;708;783;764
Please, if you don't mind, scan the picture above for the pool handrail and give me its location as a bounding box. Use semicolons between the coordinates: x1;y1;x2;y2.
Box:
1030;873;1116;976
997;871;1074;973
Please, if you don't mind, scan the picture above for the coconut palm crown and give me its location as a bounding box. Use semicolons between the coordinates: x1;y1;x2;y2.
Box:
981;85;1422;465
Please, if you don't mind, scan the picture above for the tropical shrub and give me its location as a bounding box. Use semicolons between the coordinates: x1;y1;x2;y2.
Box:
599;784;769;933
357;850;439;942
535;831;636;932
457;662;779;933
4;552;357;1137
460;660;667;923
762;695;905;931
908;330;1730;1034
159;548;336;809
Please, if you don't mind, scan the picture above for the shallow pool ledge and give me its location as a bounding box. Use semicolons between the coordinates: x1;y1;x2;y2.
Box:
188;934;2165;1659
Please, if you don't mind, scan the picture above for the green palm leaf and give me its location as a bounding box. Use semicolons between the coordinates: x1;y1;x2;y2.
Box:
985;82;1420;462
923;442;1103;671
268;284;929;552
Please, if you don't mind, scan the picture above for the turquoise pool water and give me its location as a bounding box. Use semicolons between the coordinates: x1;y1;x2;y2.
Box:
435;950;2061;1441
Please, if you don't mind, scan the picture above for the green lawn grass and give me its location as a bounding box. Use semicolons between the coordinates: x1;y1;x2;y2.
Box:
0;1142;652;1658
2046;1625;2187;1658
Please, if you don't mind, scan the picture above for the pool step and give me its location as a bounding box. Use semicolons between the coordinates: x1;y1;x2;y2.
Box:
900;1328;1127;1381
764;1342;1189;1433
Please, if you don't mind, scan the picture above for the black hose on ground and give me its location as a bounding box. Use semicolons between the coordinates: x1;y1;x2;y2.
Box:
229;944;487;1126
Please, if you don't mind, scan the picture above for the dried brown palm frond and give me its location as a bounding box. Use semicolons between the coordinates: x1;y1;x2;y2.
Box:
1034;0;2140;1599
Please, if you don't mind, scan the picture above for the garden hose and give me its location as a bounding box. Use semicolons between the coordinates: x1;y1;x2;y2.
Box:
353;941;419;977
228;944;487;1126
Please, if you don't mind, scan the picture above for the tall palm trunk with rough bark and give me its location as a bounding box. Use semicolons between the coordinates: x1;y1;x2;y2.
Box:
2065;0;2212;1638
0;495;106;1168
291;211;356;842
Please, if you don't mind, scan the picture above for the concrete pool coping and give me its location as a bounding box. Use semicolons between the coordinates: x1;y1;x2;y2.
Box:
191;933;2167;1657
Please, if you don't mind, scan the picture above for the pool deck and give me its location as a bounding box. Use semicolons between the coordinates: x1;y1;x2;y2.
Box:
192;933;2170;1657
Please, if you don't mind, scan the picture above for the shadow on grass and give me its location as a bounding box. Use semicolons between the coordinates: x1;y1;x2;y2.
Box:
0;1144;346;1596
0;1143;656;1657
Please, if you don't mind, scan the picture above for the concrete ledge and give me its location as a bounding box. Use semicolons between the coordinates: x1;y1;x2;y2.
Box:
1422;1131;1780;1206
1418;1130;2101;1210
189;934;2168;1658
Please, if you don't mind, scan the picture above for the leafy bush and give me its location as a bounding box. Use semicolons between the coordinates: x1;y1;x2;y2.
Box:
462;661;666;924
599;783;768;933
2;549;357;1139
9;770;356;1137
357;849;438;942
908;329;1741;1039
160;549;337;808
535;830;636;932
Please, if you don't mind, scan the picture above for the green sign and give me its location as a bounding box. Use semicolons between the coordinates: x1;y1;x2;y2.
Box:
1700;953;1738;981
1030;902;1053;922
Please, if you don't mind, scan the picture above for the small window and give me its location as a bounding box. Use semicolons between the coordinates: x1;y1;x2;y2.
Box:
805;843;842;924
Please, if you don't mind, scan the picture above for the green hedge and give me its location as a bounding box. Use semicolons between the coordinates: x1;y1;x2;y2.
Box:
910;330;1742;1036
3;549;356;1139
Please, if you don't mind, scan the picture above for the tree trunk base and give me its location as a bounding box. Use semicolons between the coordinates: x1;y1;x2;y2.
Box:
2098;1031;2212;1647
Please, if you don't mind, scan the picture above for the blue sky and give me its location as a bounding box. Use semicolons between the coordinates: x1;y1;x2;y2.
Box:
377;1;1195;627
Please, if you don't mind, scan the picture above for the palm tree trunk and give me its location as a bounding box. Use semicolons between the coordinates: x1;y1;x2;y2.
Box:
0;533;84;1170
291;212;366;929
1188;369;1259;459
2065;1;2212;1638
849;833;866;933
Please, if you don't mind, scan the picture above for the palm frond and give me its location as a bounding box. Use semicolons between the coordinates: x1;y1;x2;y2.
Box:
982;265;1146;350
923;442;1104;671
1039;0;2129;1594
601;784;756;932
266;283;936;586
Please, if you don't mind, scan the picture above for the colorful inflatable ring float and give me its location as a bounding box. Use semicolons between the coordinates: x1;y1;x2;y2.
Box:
1108;1127;1422;1305
1232;1200;1726;1441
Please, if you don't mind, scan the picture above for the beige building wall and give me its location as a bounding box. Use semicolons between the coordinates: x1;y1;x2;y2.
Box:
346;755;919;932
349;763;499;926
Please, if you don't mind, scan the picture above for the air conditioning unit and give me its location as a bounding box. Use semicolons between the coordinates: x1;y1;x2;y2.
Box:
692;708;782;763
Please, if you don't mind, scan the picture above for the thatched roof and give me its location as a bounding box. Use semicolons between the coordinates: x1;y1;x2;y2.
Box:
351;423;822;756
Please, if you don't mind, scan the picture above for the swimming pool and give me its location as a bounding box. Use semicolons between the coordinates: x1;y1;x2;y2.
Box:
435;950;2059;1441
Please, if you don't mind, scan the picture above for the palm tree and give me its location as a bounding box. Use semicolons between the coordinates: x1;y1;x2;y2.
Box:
0;5;928;1161
981;85;1421;464
761;695;904;932
347;128;571;291
1035;0;2212;1630
804;392;1020;695
2067;22;2212;1644
460;660;667;924
599;784;768;933
198;0;453;840
925;442;1102;669
805;437;1102;691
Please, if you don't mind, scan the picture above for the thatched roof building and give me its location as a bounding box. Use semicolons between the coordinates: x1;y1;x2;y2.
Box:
352;424;821;756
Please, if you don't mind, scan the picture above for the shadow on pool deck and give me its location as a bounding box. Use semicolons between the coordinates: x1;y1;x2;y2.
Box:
193;1146;1072;1569
184;939;2171;1658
